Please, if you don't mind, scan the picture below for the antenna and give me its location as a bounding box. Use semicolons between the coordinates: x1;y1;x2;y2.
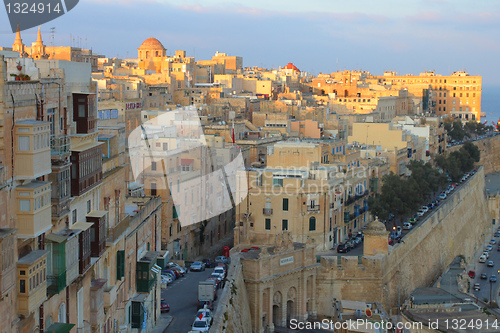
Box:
50;27;55;46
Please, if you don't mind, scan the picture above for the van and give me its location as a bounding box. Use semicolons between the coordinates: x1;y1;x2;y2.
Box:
479;255;487;263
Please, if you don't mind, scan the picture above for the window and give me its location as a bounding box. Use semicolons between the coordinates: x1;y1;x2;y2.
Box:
151;183;157;196
309;217;316;231
163;143;168;151
18;136;30;151
19;199;30;211
265;218;271;230
87;200;91;214
282;219;288;230
283;198;289;211
19;280;25;293
273;178;283;187
151;162;157;171
72;209;77;224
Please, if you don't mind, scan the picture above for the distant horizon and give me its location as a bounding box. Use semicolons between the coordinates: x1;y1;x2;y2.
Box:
0;0;499;84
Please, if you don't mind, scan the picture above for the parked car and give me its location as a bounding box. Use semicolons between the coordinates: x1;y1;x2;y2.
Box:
491;275;497;283
483;251;490;259
346;240;356;249
497;246;500;251
161;274;173;284
421;206;429;213
495;232;500;237
191;261;206;272
215;256;230;265
196;309;214;325
207;275;220;289
491;239;497;245
488;261;495;267
167;262;188;274
468;270;475;278
162;270;176;280
357;231;364;239
403;222;412;230
202;258;215;268
474;283;481;291
191;319;210;332
197;300;214;310
170;267;184;277
487;245;494;251
161;299;170;313
481;273;488;279
337;243;349;253
417;210;425;217
164;269;180;279
214;267;226;279
479;255;487;263
439;193;447;200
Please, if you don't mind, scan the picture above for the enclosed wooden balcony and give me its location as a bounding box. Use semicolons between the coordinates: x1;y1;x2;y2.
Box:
86;211;107;258
15;120;52;180
136;251;160;293
90;279;106;329
70;222;93;275
17;250;48;316
45;229;80;294
16;181;52;238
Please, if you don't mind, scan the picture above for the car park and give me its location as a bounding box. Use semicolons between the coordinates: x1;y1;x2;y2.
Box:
474;283;481;291
191;261;206;272
491;275;497;283
161;299;170;312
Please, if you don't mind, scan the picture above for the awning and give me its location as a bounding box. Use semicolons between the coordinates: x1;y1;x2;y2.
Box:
45;323;75;333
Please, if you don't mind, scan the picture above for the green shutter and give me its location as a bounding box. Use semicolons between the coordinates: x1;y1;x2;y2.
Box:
283;198;289;211
265;218;271;230
309;217;316;231
173;206;178;219
282;219;288;230
117;250;125;280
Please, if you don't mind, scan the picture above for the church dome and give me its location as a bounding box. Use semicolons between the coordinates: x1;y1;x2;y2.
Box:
283;62;300;72
138;37;165;50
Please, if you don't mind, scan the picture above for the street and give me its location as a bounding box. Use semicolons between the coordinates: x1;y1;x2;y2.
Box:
163;267;220;333
470;234;500;303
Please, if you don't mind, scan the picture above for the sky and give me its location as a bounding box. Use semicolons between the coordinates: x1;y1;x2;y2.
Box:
1;0;500;85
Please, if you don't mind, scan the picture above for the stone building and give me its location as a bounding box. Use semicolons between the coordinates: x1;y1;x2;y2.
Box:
240;235;318;332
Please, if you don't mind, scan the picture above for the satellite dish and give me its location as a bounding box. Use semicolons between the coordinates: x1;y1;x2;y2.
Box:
365;308;372;317
154;135;159;140
355;309;363;319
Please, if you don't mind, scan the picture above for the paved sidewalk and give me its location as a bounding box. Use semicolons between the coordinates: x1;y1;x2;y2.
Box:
151;314;173;333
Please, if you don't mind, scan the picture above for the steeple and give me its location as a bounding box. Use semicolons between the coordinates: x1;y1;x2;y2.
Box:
36;26;42;44
12;23;26;56
31;26;47;59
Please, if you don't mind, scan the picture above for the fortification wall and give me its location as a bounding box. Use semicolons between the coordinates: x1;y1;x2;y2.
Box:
448;134;500;175
316;167;491;314
210;255;252;333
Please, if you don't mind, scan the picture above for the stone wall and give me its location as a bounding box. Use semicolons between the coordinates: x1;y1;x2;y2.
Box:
210;255;252;333
448;134;500;175
316;167;491;314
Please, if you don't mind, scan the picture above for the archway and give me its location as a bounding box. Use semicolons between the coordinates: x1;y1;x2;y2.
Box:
286;300;294;324
273;291;282;327
272;305;280;327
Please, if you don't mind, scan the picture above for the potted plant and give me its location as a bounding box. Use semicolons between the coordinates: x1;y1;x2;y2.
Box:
15;75;21;81
22;75;30;81
16;62;22;71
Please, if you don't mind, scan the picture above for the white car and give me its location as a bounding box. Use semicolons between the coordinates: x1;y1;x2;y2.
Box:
161;275;173;284
403;222;412;230
479;255;487;263
417;210;425;217
483;251;490;259
196;309;213;325
421;206;429;213
191;319;210;332
214;267;226;279
439;193;446;200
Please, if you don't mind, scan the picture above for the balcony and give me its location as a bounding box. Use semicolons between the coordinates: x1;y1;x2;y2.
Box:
70;142;103;197
87;211;107;258
70;222;93;275
15;120;52;180
103;284;117;309
50;135;71;160
263;208;273;216
49;163;71;220
45;229;80;294
137;251;160;293
345;190;370;206
107;215;130;244
0;229;17;297
307;204;320;212
90;279;106;329
17;250;48;316
16;181;52;238
73;93;97;134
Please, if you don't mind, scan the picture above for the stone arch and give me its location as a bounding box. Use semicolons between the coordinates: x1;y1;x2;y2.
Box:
273;291;282;327
58;302;66;323
286;287;297;324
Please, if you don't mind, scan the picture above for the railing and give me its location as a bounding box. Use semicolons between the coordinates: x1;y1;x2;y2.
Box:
345;190;370;206
263;208;273;216
307;205;320;212
107;215;130;243
50;135;70;158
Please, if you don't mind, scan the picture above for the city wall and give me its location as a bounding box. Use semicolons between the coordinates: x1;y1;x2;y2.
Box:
210;255;252;333
448;134;500;175
316;167;491;314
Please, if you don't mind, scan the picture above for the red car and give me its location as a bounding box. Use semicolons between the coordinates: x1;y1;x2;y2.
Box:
161;299;170;313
